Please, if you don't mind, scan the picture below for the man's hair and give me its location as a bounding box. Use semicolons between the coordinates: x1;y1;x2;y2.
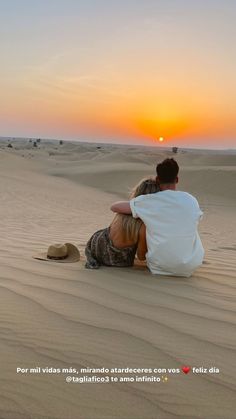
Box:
156;158;179;184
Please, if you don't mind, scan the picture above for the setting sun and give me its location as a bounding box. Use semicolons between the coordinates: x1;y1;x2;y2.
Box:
159;137;164;142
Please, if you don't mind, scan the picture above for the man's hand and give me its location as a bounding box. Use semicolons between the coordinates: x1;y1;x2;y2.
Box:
110;201;131;214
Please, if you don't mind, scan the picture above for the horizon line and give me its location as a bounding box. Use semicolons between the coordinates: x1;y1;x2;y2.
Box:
0;135;235;152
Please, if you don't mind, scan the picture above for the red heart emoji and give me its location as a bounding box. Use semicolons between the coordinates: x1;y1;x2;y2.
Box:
182;366;191;374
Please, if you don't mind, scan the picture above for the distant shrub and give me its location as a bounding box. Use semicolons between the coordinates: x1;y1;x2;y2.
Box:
59;140;63;145
36;138;41;143
172;147;178;154
33;141;38;147
7;143;13;148
29;139;32;143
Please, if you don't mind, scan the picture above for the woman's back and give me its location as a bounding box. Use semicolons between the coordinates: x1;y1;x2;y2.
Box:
109;213;142;248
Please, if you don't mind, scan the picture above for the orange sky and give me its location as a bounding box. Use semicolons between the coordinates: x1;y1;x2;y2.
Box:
0;1;235;148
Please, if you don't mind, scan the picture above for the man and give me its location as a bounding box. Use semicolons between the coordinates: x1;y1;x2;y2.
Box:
110;158;204;277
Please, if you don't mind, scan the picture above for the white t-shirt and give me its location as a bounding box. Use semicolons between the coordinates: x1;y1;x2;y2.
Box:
130;190;204;277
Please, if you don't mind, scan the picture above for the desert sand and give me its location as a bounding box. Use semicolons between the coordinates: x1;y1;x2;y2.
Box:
0;138;236;419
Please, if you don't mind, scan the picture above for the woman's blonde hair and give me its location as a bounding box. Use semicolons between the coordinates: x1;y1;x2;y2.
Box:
114;177;160;243
129;176;160;199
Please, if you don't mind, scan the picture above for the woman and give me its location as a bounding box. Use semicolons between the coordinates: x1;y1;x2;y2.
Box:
85;177;160;269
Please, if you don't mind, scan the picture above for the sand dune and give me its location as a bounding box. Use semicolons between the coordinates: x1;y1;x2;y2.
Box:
0;139;236;419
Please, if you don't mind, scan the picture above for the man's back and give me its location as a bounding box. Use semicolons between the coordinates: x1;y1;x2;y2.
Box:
130;190;204;277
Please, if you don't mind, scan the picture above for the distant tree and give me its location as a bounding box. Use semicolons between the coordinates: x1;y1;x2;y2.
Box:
59;140;63;145
36;138;41;143
172;147;178;154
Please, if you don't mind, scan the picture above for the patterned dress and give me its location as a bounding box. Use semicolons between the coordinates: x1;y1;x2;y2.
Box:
85;227;138;269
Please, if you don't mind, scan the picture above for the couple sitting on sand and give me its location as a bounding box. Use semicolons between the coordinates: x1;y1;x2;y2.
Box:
85;158;204;277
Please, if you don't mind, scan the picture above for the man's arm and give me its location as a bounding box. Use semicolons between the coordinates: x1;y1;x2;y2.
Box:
137;223;147;261
110;201;131;214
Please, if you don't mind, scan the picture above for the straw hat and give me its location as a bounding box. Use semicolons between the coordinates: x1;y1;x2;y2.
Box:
34;243;80;263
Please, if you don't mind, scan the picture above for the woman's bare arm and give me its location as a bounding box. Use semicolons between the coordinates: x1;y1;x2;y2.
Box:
110;201;131;214
137;223;147;261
